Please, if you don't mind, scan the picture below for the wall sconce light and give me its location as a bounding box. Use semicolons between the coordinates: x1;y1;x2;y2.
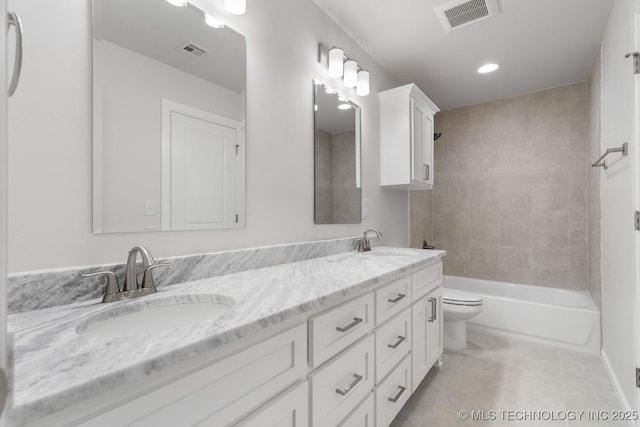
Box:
204;13;225;28
319;44;371;96
356;70;370;96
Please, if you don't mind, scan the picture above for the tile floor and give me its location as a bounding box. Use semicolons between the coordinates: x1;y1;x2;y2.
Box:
392;325;625;427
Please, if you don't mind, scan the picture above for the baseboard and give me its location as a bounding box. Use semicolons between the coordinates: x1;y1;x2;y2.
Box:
601;349;634;422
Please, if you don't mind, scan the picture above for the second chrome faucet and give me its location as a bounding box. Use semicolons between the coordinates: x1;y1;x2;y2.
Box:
82;246;170;303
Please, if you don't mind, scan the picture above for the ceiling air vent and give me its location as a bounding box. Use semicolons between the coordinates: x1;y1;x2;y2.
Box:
434;0;500;33
177;41;207;58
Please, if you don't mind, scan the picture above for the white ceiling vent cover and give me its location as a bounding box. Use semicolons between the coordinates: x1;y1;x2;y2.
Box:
434;0;500;33
177;41;207;58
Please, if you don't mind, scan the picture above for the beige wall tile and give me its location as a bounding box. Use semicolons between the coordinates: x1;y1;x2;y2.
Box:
411;82;590;290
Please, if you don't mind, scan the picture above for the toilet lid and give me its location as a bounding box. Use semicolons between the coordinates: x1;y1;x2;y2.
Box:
443;288;483;305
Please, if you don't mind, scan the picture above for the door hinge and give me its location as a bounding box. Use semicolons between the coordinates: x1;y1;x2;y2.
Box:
626;52;640;74
235;144;239;155
635;211;640;231
636;367;640;388
235;214;239;223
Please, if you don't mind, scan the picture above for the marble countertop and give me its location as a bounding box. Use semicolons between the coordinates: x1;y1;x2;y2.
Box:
8;247;445;425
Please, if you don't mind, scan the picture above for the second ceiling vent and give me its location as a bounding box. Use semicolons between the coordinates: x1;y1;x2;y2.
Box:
434;0;500;33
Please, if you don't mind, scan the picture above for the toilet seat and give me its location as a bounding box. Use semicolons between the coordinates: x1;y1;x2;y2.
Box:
443;289;483;306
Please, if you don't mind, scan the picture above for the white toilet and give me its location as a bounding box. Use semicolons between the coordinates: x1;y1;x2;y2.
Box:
442;288;483;352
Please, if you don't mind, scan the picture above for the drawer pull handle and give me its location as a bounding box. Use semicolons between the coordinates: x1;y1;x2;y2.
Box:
387;293;406;304
388;385;407;403
336;317;363;333
387;336;406;349
428;297;436;323
336;373;363;396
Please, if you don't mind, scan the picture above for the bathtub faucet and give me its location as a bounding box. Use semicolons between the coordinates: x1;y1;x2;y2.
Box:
358;229;382;252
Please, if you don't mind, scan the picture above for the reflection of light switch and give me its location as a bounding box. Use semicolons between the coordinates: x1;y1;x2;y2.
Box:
362;198;368;218
145;200;156;216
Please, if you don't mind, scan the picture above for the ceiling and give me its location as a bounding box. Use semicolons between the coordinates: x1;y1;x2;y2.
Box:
312;0;614;110
94;0;246;93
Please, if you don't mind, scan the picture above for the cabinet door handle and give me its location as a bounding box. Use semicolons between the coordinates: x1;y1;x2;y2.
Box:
336;317;363;333
388;385;407;403
422;164;429;181
387;335;406;349
387;293;406;304
428;297;436;323
336;373;363;396
7;11;23;97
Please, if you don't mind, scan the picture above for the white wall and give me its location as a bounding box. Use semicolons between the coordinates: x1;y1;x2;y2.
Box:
95;40;243;233
599;0;640;412
7;0;407;272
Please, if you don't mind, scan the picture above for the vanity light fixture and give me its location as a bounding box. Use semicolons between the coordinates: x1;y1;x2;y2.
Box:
319;44;371;96
343;60;358;88
329;48;345;78
356;70;370;96
338;103;352;110
225;0;246;15
477;63;500;74
166;0;188;6
204;13;225;28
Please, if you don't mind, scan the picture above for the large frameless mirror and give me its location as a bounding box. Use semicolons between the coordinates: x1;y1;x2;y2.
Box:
314;82;362;224
92;0;246;233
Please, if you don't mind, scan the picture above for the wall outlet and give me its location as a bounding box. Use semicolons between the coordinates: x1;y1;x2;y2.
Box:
362;198;368;218
145;200;156;216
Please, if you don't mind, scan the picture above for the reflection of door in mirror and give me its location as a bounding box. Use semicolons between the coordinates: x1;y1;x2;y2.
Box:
313;82;362;224
161;101;241;231
92;0;246;234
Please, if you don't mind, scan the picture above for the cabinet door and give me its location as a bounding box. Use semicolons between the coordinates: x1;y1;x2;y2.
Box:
411;99;433;183
423;115;434;186
410;287;442;393
425;286;442;368
234;381;308;427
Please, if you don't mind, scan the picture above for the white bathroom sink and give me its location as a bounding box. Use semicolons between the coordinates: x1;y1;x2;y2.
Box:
365;249;419;257
76;294;235;338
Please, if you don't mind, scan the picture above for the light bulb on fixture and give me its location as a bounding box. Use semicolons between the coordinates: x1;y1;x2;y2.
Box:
166;0;188;6
204;13;225;28
338;103;352;110
356;70;370;96
343;60;358;88
328;48;344;78
225;0;246;15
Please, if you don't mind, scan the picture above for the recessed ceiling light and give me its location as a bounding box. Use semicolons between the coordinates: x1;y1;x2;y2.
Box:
338;103;352;110
477;63;500;74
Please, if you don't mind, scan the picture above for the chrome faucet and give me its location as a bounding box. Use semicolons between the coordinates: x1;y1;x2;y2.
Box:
81;246;170;303
357;229;382;252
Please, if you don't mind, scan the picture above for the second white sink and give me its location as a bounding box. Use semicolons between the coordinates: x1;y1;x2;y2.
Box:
77;294;235;339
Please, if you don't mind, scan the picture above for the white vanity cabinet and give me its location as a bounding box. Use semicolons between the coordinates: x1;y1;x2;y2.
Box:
379;84;439;190
35;260;444;427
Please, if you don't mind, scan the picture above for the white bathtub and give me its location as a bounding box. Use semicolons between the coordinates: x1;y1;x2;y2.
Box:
443;275;601;354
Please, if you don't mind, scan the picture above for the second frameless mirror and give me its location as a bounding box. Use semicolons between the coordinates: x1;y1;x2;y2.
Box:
314;82;362;224
92;0;246;233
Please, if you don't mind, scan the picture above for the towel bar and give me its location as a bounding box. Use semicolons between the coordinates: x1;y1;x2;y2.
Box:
592;143;628;169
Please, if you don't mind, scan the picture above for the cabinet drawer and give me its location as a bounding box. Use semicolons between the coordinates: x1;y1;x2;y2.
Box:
411;262;442;302
310;335;375;427
376;276;411;325
338;393;374;427
375;308;411;382
233;381;308;427
80;325;307;427
309;294;374;367
375;355;411;427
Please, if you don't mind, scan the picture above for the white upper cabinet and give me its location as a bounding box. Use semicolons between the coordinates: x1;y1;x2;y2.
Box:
379;84;439;190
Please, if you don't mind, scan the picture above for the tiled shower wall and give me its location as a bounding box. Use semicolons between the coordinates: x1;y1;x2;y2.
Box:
410;82;589;290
